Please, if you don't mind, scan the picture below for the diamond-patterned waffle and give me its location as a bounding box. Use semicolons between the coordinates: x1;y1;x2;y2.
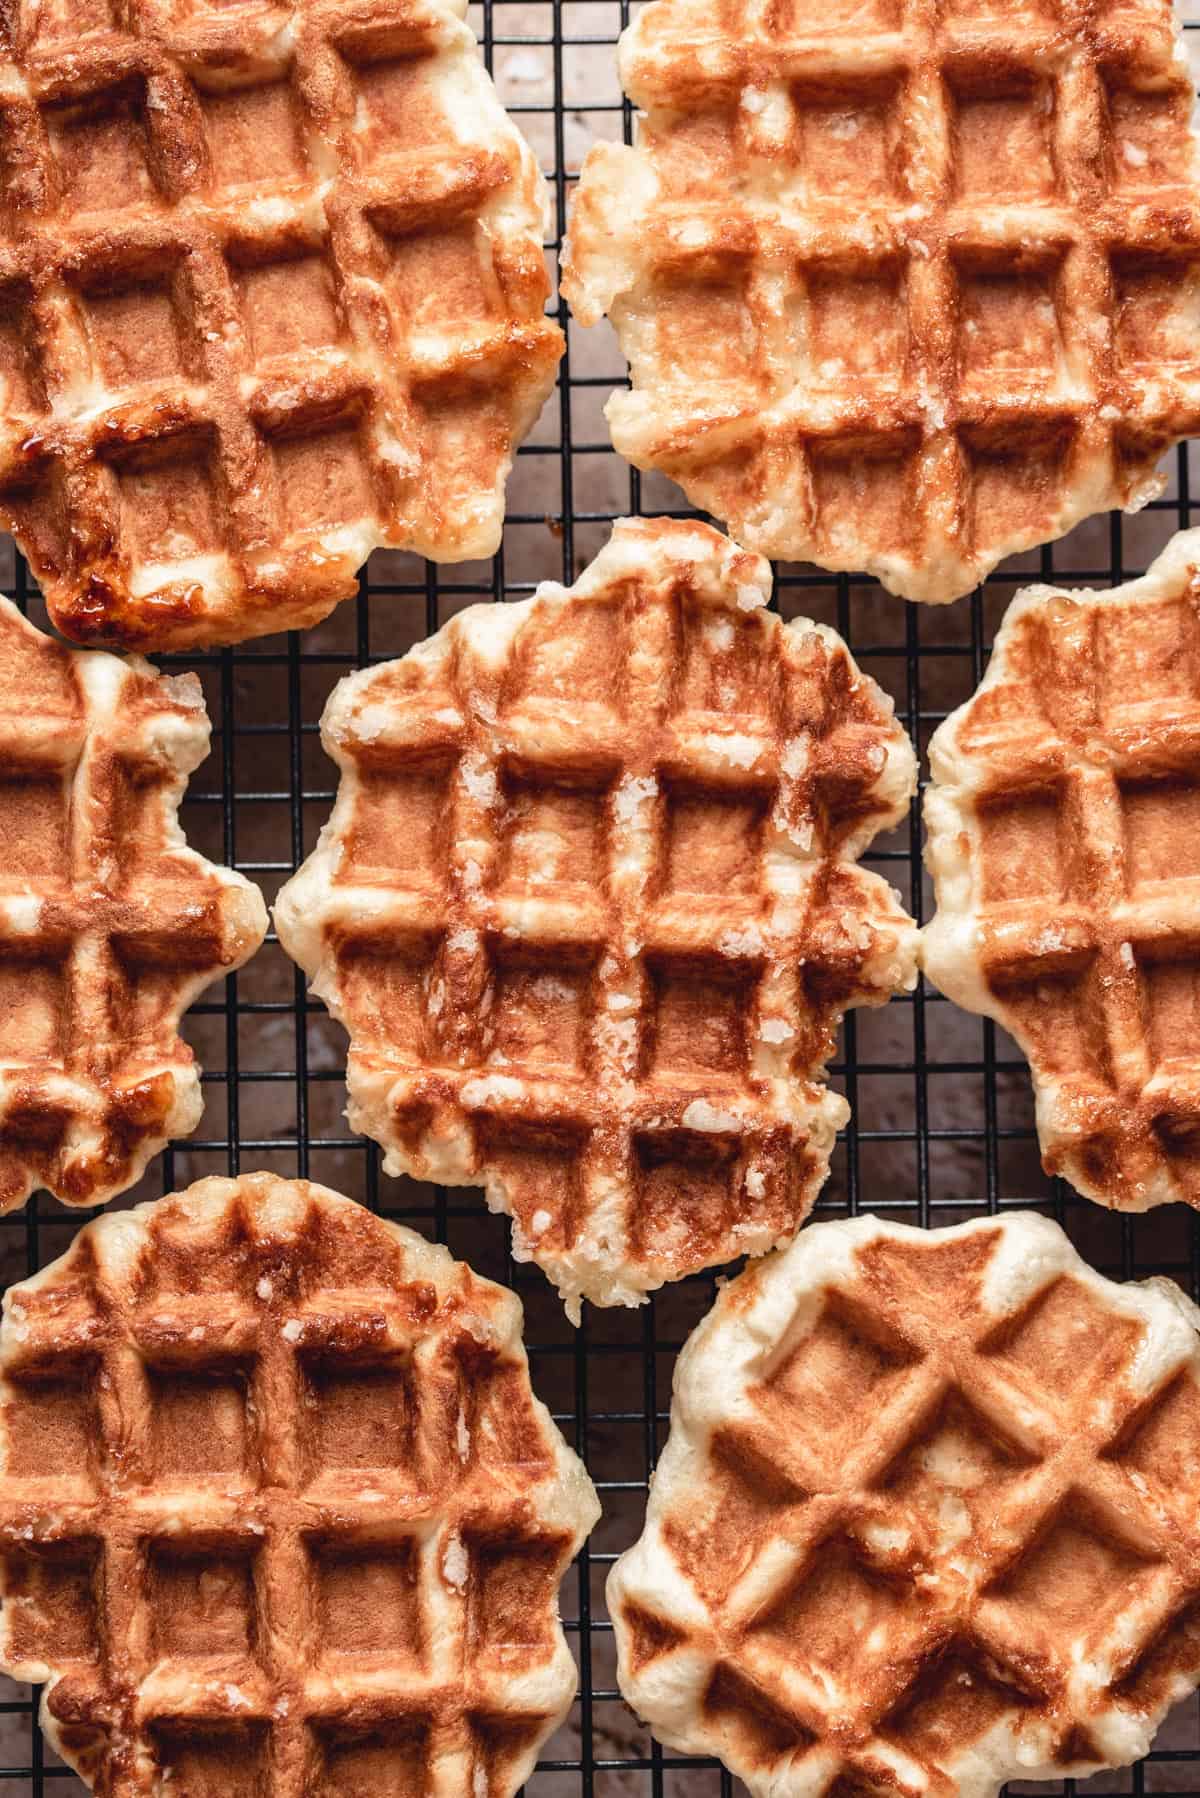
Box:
275;517;919;1318
0;1172;600;1798
562;0;1200;605
925;527;1200;1211
0;598;265;1212
0;0;559;650
611;1210;1200;1798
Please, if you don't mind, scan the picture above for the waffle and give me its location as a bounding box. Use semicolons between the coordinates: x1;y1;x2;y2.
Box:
0;1171;600;1798
0;597;266;1212
275;517;919;1319
610;1210;1200;1798
924;527;1200;1211
562;0;1200;605
0;0;560;651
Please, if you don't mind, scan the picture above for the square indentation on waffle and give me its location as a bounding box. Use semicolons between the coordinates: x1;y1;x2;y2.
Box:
924;529;1200;1212
0;596;265;1213
609;1212;1200;1798
0;0;561;650
563;0;1200;603
0;1173;599;1798
275;518;920;1317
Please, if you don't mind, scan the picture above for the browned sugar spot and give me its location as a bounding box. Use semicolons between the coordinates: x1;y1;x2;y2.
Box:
341;768;452;891
763;1297;918;1441
665;787;767;896
3;1541;98;1665
302;1355;418;1482
1123;777;1200;886
886;1649;1035;1768
648;954;755;1080
702;1662;814;1761
808;260;908;384
469;1534;566;1664
1114;254;1200;368
811;431;918;562
986;1274;1143;1397
794;79;903;199
315;1718;430;1798
632;1130;741;1269
498;779;607;892
115;435;219;563
147;1542;257;1659
81;277;184;388
150;1722;268;1798
663;1424;803;1606
1110;1370;1200;1499
949;70;1056;201
3;1373;96;1481
272;422;377;540
855;1228;1003;1321
991;1505;1160;1643
487;953;591;1076
43;85;156;215
620;1601;686;1673
149;1365;251;1480
314;1537;424;1667
201;83;308;190
749;1535;922;1690
238;254;343;362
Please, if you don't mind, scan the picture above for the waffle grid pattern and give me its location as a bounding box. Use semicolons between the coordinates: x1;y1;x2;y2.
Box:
275;519;918;1316
0;0;559;648
610;1215;1200;1796
926;529;1200;1214
0;1177;596;1798
3;0;1200;1794
563;0;1200;602
0;602;265;1213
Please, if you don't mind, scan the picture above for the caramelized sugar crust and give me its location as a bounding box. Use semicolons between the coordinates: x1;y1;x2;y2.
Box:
275;518;920;1318
0;1172;599;1798
610;1211;1200;1798
0;596;265;1211
925;527;1200;1212
0;0;559;649
563;0;1200;604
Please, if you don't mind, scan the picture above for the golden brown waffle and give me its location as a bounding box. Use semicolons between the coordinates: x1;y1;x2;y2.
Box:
0;0;559;651
0;597;265;1211
0;1172;600;1798
925;528;1200;1211
562;0;1200;604
275;517;919;1318
610;1211;1200;1798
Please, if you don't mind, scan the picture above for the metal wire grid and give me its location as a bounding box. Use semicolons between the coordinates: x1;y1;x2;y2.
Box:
0;3;1199;1795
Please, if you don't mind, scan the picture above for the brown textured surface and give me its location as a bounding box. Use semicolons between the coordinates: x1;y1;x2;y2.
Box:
275;518;919;1314
609;1212;1200;1798
0;595;264;1213
0;1173;598;1798
0;0;559;649
563;0;1200;603
924;526;1200;1214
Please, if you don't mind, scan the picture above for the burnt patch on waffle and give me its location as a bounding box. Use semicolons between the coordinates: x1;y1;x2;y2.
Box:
0;0;561;649
276;518;920;1316
610;1212;1200;1798
563;0;1200;603
925;530;1200;1212
0;1173;600;1798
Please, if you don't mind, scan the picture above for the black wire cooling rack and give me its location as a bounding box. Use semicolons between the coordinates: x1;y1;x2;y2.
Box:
5;4;1200;1795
